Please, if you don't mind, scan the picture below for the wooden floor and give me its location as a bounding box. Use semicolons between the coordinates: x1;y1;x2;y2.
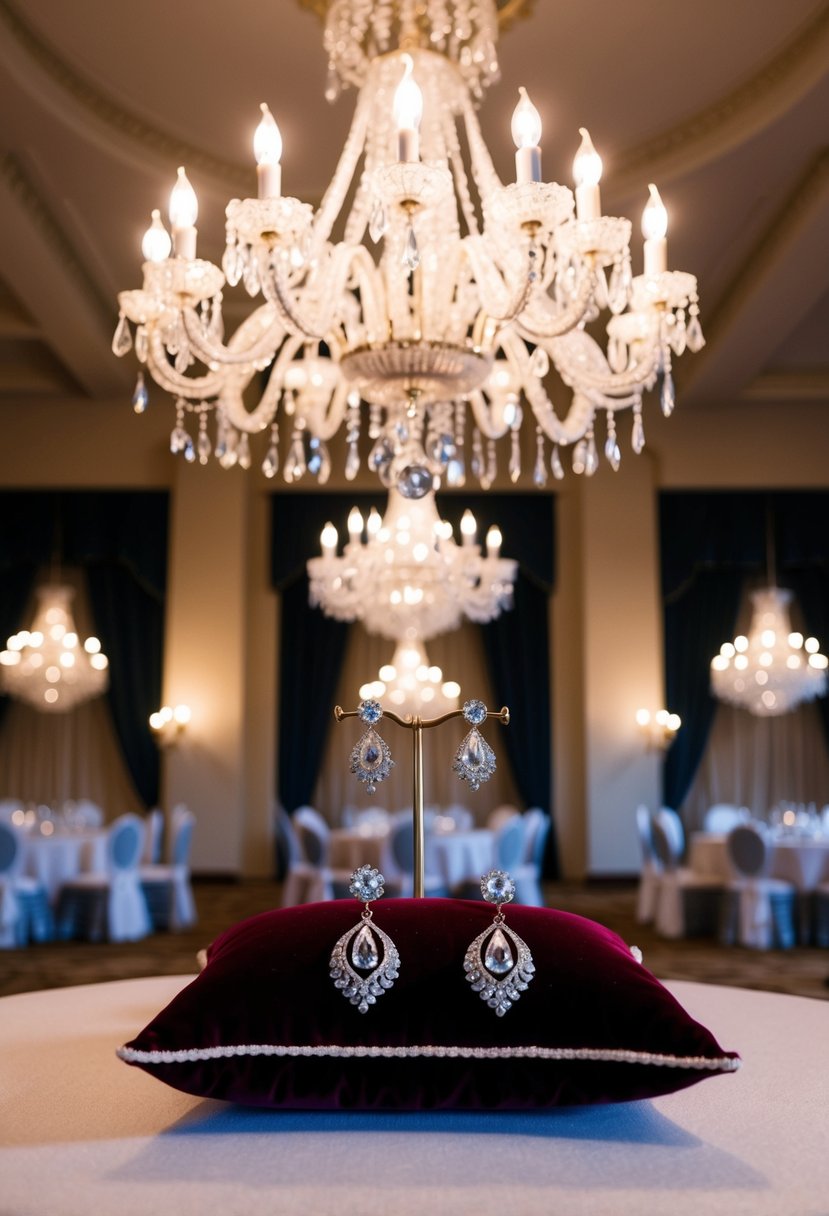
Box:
2;880;828;1000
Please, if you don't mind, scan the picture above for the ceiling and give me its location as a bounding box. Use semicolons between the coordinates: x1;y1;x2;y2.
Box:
1;0;827;416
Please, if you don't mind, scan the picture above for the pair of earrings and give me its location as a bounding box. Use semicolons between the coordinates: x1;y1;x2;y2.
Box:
350;698;497;794
329;865;535;1017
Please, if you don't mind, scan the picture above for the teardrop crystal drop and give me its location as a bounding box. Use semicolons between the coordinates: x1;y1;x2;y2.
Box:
170;425;188;455
237;433;251;470
131;371;148;415
631;411;646;454
550;445;565;480
607;261;630;314
369;203;387;244
183;436;196;464
359;729;384;771
571;438;588;474
660;371;675;418
530;345;549;378
593;267;609;310
134;326;149;364
345;440;360;481
262;443;279;479
605;436;621;471
222;242;242;287
352;923;379;971
112;314;132;357
686;315;705;352
484;928;514;976
197;428;212;465
533;448;547;487
284;435;306;482
402;224;420;271
585;434;599;476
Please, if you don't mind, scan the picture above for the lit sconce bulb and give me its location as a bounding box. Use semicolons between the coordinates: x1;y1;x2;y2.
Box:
347;507;364;539
254;103;283;198
460;510;477;545
486;525;502;557
394;53;423;163
169;167;199;259
573;128;602;221
320;521;338;555
141;209;172;262
635;708;651;726
511;87;542;184
173;703;191;725
642;183;668;275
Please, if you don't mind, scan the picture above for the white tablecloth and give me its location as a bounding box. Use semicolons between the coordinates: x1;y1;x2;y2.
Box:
328;827;388;872
21;830;108;900
689;832;829;891
0;975;827;1215
426;828;494;887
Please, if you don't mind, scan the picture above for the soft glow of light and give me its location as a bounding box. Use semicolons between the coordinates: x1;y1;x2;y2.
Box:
90;654;108;670
169;166;198;228
142;209;172;262
734;654;749;670
486;525;502;557
635;708;651;725
254;103;282;165
367;508;382;537
720;642;736;658
734;635;749;652
84;637;101;654
173;703;192;724
788;632;804;649
573;127;602;187
320;521;338;553
511;86;542;148
393;54;423;131
347;507;364;537
805;637;820;653
641;183;668;241
460;510;477;539
761;629;776;647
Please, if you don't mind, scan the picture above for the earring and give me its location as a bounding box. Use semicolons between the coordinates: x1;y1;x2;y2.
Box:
463;870;535;1017
350;699;394;795
453;699;496;791
330;865;401;1014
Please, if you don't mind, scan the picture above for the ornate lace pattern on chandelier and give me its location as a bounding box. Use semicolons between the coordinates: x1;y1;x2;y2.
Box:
114;0;704;490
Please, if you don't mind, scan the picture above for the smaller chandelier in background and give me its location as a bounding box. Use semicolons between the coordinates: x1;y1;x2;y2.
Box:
359;637;460;718
307;490;516;640
0;586;109;713
711;587;827;717
635;707;681;750
149;703;192;748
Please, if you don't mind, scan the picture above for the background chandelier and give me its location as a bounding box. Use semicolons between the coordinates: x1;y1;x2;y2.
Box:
711;587;827;717
113;0;704;490
307;489;516;640
359;637;460;718
0;585;110;713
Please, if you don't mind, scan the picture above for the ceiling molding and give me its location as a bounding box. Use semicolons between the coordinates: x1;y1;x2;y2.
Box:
608;3;829;197
742;371;829;402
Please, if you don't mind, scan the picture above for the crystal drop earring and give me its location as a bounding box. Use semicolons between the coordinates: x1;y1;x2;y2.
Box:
350;699;394;795
453;699;496;791
329;865;401;1013
463;870;535;1017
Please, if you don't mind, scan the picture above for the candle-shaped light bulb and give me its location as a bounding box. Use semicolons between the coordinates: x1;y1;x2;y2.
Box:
254;102;283;199
141;209;172;262
642;183;668;275
347;507;364;539
169;167;198;259
486;525;502;557
573;127;603;220
367;507;382;537
460;510;477;544
394;54;423;162
320;521;338;555
511;87;542;184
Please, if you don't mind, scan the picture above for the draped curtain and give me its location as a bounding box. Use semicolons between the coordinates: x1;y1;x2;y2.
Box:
660;491;829;816
0;492;169;807
270;492;557;873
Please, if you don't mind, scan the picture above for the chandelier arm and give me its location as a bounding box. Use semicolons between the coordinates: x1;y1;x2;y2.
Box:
346;245;388;341
549;328;663;397
312;84;373;255
145;331;227;398
462;235;534;324
180;303;285;367
298;377;351;442
515;272;597;339
216;333;305;434
498;328;596;445
459;90;504;205
442;106;482;238
264;243;357;339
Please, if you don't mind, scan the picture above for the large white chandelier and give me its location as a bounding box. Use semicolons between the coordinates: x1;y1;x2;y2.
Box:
113;0;703;491
307;488;516;639
711;587;827;717
359;637;460;717
0;585;110;713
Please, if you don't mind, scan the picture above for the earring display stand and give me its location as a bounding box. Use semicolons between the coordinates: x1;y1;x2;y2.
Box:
334;703;510;897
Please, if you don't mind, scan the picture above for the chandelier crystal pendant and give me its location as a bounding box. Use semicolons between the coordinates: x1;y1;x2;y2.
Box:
359;637;461;718
0;585;110;713
710;587;828;717
307;490;516;640
113;0;704;490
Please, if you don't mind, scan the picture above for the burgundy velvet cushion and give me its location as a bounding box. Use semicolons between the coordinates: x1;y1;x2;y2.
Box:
118;899;739;1110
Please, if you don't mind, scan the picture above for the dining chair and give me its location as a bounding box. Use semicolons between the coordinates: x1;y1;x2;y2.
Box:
141;808;165;865
635;805;662;924
487;805;519;833
656;806;686;860
651;817;722;939
381;818;448;897
512;810;550;907
0;821;54;947
284;807;352;903
55;814;151;943
139;809;197;930
718;823;796;949
814;882;829;948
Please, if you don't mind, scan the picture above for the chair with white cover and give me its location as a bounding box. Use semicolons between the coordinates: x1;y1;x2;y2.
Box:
656;806;685;860
283;807;352;903
512;809;550;906
277;808;323;904
651;817;722;939
0;822;54;947
139;809;197;930
55;814;151;943
487;805;519;833
452;815;526;900
704;804;747;834
381;817;448;897
635;806;662;924
141;808;165;865
814;883;829;948
718;823;796;949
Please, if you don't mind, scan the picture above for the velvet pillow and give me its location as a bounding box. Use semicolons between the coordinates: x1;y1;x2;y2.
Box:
118;899;739;1110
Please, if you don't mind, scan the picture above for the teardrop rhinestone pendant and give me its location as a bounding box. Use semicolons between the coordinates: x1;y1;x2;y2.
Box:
463;870;535;1017
453;699;496;791
329;865;401;1014
350;699;394;795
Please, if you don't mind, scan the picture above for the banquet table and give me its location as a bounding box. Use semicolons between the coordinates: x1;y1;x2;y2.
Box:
425;827;494;888
1;974;827;1216
328;827;388;871
689;831;829;891
21;829;108;900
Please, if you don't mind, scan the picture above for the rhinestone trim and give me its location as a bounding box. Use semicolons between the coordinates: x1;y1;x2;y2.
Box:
117;1042;740;1071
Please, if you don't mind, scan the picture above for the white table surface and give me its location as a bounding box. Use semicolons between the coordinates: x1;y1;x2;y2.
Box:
1;974;827;1215
21;830;108;900
689;831;829;890
426;828;494;887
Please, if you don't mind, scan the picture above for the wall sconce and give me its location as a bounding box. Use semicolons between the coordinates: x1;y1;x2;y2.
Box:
149;703;191;748
635;707;681;750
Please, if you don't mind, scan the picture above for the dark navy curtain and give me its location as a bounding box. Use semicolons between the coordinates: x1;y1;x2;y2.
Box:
0;491;169;806
660;491;829;813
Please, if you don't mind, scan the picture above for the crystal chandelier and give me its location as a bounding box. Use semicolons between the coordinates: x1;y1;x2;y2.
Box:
0;585;110;713
359;637;460;717
710;587;828;717
113;0;703;491
307;489;516;639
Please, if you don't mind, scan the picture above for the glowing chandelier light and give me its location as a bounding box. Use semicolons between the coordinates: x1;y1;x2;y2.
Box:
0;586;110;713
710;587;827;717
307;489;516;640
359;637;460;717
113;0;704;490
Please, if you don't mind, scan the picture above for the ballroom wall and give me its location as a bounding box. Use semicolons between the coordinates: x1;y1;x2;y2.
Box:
2;392;828;878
